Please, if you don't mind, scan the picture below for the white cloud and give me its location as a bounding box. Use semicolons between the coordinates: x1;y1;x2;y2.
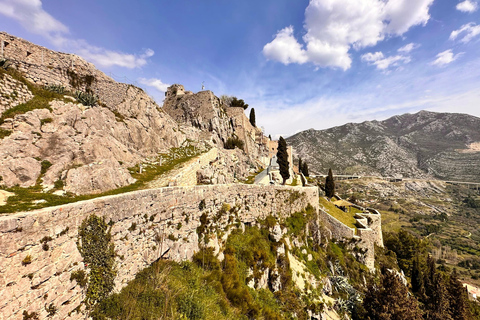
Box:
398;42;420;53
431;49;463;66
362;51;411;70
456;0;478;12
450;23;480;43
263;0;434;70
0;0;68;38
138;78;169;92
263;26;308;65
0;0;154;69
73;41;154;68
383;0;434;35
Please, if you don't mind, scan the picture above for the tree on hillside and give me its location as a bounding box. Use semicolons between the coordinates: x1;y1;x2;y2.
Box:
362;268;423;320
302;162;309;177
277;137;290;185
447;269;472;320
298;158;302;175
230;97;249;110
249;108;256;127
268;134;272;141
423;256;452;320
325;168;335;198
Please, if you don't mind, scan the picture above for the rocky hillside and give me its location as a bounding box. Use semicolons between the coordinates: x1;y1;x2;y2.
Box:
287;111;480;182
0;33;267;197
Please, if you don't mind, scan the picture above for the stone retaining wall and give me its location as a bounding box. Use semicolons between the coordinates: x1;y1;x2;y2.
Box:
0;73;33;116
0;32;140;110
0;184;318;319
319;208;355;239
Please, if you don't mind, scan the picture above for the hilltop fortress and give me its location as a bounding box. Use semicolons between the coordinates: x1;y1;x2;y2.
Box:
0;33;382;319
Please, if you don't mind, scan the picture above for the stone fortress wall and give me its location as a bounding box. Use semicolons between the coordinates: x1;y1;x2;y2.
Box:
0;32;144;110
0;73;34;117
319;200;383;270
0;184;319;319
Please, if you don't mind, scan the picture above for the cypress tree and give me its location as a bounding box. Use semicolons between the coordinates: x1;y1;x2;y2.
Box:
249;108;256;127
268;134;272;140
325;168;335;198
302;162;309;177
277;137;290;185
298;158;302;175
448;268;471;320
411;255;425;297
423;256;452;320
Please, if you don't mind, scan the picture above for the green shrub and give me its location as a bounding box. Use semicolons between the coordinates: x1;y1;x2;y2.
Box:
45;303;57;316
22;255;32;266
40;160;52;175
22;311;38;320
128;222;136;232
77;215;116;308
53;179;64;190
40;118;53;126
224;136;244;150
70;270;87;288
0;128;12;139
75;90;98;106
44;84;65;94
193;247;220;271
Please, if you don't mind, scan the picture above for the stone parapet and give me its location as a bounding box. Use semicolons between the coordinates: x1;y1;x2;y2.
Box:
0;184;318;319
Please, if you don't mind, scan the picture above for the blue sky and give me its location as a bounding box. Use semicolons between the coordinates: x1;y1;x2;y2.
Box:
1;0;480;138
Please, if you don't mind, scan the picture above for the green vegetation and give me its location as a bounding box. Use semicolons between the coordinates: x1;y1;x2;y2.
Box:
21;255;32;266
0;68;72;132
77;215;116;308
0;144;203;214
224;136;244;150
44;84;65;94
285;204;314;236
229;97;249;110
40;118;53;126
249;108;256;127
70;270;87;288
22;311;38;320
319;197;357;229
375;230;476;320
325;168;335;198
75;90;98;106
92;206;376;319
276;136;289;185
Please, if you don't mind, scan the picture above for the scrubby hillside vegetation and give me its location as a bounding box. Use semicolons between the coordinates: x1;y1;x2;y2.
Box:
86;204;479;320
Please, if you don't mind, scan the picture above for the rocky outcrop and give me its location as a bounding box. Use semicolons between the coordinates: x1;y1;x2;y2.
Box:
287;111;480;182
0;93;185;193
163;84;268;161
0;33;189;194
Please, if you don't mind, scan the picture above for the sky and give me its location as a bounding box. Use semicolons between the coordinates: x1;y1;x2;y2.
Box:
1;0;480;138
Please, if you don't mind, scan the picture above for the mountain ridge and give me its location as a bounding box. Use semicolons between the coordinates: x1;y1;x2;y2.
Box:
287;110;480;182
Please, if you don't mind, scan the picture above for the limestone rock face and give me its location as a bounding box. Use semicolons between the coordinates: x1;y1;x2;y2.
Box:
0;96;185;194
0;157;41;187
196;148;257;185
64;159;136;195
163;84;268;161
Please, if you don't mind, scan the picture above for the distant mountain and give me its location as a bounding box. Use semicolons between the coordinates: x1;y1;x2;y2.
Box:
286;111;480;182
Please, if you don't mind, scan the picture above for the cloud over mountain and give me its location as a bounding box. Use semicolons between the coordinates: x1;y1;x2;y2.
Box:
263;0;434;70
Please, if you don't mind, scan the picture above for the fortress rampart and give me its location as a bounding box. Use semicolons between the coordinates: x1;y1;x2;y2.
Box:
0;184;318;319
